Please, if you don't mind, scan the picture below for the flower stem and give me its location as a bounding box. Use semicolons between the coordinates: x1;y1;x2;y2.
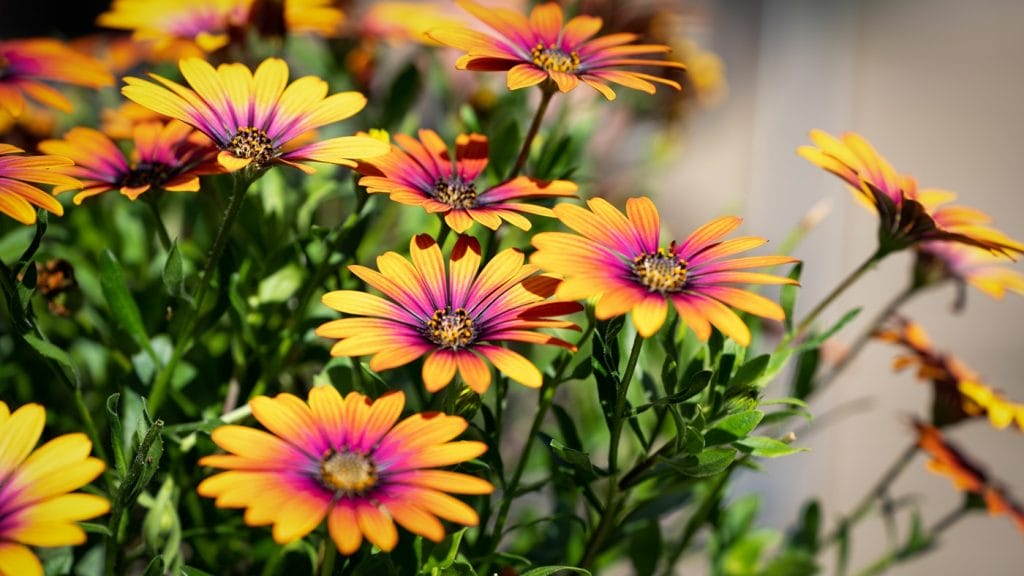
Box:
149;173;254;415
852;504;967;576
143;194;173;252
812;282;921;397
508;85;556;179
436;215;452;248
580;333;645;568
320;537;337;576
822;442;919;549
790;247;886;343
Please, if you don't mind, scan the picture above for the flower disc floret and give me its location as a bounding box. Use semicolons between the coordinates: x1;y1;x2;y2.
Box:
633;245;687;293
319;450;377;494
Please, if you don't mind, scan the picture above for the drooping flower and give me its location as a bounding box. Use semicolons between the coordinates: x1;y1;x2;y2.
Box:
798;130;1024;255
877;317;1024;431
122;57;389;174
531;197;796;343
0;401;109;576
356;129;577;232
914;241;1024;303
198;388;493;554
0;144;82;225
428;0;684;99
98;0;343;55
0;39;113;117
915;421;1024;533
38;121;221;204
317;234;582;392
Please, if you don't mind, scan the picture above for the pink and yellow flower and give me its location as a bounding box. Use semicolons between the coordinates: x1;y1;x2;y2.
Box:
362;2;471;45
428;0;684;99
799;130;1024;255
122;57;389;174
317;234;582;392
98;0;343;55
38;121;221;204
531;197;796;343
915;241;1024;302
357;129;577;232
198;388;492;554
915;421;1024;533
0;401;109;576
0;145;82;225
0;39;113;117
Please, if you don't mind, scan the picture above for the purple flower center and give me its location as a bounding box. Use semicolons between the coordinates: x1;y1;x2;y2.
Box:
433;177;478;208
632;245;688;293
228;127;274;166
425;307;477;350
319;450;377;494
531;43;580;74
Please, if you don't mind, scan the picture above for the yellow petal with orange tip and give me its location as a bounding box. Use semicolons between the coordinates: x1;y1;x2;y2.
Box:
384;413;469;451
581;76;617;100
385;501;445;542
690;294;751;347
477;345;541;388
356;502;399;552
329;504;363;555
370;345;431;372
321;290;403;318
402;441;488;470
595;284;645;320
0;188;41;224
399;470;494;495
671;296;712;342
271;492;330;544
0;403;45;475
705;286;786;321
422;350;458;392
631;295;668;338
408;487;480;526
456;351;492;393
507;63;547;90
9;433;91;492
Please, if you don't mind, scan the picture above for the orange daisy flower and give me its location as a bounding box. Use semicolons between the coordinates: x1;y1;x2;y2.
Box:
356;129;577;232
799;129;1024;255
530;197;796;343
122;57;389;174
0;144;82;225
915;421;1024;533
316;234;582;392
0;401;109;576
198;388;493;554
877;317;1024;431
38;121;221;204
428;0;684;99
0;39;113;117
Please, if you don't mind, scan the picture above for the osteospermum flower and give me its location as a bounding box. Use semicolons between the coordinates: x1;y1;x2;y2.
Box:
0;401;109;576
122;57;389;174
428;0;684;99
357;129;577;232
915;421;1024;533
99;0;343;55
362;2;471;45
38;121;220;204
798;129;1024;255
531;197;796;343
916;241;1024;302
877;317;1024;431
198;388;493;554
0;39;113;117
0;144;82;225
317;234;582;392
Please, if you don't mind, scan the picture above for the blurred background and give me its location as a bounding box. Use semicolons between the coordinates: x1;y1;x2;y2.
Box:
3;0;1023;573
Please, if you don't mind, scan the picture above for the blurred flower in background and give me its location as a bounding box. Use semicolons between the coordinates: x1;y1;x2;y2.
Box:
0;145;81;225
0;39;112;117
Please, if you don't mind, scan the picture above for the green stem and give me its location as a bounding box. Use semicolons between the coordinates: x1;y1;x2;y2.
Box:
580;333;645;568
812;283;920;398
149;173;254;415
481;321;595;567
143;194;173;252
659;462;738;576
822;442;919;549
508;85;555;179
790;248;886;343
852;505;967;576
436;215;452;248
320;536;337;576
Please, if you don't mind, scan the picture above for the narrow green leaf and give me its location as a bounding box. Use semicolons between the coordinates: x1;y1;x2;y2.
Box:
106;393;127;478
706;410;765;445
547;437;598;483
100;250;157;362
781;262;803;332
728;354;771;389
797;308;862;352
141;556;164;576
22;334;80;387
162;240;184;298
520;567;592;576
736;436;807;458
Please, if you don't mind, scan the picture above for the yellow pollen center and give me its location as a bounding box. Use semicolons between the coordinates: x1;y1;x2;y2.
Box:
632;245;688;293
531;44;580;73
426;307;477;350
434;178;478;208
228;127;275;166
319;450;377;494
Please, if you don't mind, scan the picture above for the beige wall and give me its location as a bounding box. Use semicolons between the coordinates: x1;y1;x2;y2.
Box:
662;0;1024;573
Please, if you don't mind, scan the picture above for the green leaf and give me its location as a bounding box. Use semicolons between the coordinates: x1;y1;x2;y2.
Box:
23;333;80;387
547;437;598;483
141;556;164;576
791;348;820;400
667;447;736;478
40;545;72;576
79;522;112;536
106;393;128;478
592;317;625;427
520;567;592;576
706;410;764;445
728;355;771;389
181;567;216;576
676;369;713;402
681;425;704;455
790;500;821;553
438;561;477;576
99;250;157;360
381;63;421;130
256;263;303;304
735;436;807;458
628;521;662;576
162;240;184;298
797;308;862;352
781;263;803;332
